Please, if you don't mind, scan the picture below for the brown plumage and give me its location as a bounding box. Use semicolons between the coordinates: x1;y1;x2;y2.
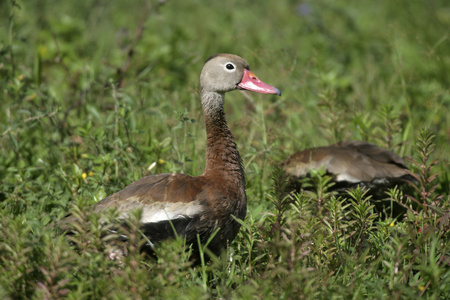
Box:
60;54;280;259
282;141;416;200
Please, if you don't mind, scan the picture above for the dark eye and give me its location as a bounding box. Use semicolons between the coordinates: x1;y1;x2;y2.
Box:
226;63;235;70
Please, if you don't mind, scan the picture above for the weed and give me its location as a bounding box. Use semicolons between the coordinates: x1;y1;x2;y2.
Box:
0;0;449;298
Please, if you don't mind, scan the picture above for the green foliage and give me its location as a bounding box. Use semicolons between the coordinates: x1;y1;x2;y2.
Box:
0;0;449;298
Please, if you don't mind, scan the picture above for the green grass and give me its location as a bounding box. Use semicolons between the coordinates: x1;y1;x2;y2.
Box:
1;0;449;298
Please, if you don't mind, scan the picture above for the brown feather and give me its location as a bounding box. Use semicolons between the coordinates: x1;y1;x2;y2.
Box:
282;141;416;200
282;141;412;183
58;54;279;260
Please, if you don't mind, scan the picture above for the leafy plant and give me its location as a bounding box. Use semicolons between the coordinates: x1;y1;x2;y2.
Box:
0;0;449;298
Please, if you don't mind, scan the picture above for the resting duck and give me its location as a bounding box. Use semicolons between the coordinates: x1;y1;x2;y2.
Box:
61;54;280;259
282;141;416;201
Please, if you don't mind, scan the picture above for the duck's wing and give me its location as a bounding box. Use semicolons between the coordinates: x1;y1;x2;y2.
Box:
59;173;211;234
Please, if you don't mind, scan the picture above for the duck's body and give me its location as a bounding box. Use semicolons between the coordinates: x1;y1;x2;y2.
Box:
60;54;280;258
92;172;245;256
282;141;415;199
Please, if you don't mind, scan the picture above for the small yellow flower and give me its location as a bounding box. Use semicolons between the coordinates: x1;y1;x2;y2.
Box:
17;74;24;81
82;172;87;180
81;153;88;158
158;159;164;164
89;171;94;176
418;285;425;291
390;222;395;227
26;93;37;101
38;45;49;57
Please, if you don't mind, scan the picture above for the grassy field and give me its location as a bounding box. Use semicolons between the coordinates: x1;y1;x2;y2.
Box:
1;0;449;298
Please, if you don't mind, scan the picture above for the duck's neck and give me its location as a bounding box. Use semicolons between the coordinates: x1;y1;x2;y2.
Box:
201;90;245;187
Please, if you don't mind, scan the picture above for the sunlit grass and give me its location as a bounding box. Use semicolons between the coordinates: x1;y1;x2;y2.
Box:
0;0;449;298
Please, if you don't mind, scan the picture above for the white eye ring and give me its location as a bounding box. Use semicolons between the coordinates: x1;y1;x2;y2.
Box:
224;62;236;72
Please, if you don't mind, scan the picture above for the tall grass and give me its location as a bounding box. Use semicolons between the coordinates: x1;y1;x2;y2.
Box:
1;0;449;298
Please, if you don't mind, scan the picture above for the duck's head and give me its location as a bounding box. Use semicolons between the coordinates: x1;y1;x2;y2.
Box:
200;54;281;96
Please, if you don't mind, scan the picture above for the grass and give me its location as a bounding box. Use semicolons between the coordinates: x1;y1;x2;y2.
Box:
1;0;449;298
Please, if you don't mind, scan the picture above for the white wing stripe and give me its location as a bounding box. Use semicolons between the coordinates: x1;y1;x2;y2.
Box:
141;202;204;223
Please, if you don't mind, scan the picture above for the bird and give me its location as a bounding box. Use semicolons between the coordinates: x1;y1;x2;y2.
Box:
60;53;281;260
282;141;416;209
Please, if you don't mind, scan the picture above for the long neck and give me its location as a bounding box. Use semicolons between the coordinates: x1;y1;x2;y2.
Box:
201;90;245;186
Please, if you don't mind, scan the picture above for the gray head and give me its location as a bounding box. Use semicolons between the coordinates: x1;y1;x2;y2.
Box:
200;54;281;95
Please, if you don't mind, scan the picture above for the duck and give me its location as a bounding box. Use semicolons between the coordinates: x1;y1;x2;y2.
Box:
282;141;416;204
60;53;281;260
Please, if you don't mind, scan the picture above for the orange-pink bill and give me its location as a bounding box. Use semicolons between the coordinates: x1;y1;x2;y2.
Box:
237;69;281;96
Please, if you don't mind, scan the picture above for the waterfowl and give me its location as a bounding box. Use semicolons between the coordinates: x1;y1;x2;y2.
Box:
60;54;280;259
282;141;415;200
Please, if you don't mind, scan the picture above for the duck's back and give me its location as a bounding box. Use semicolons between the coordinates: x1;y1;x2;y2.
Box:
282;141;415;196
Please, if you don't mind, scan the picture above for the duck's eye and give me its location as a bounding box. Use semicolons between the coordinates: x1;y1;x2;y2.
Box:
225;63;235;71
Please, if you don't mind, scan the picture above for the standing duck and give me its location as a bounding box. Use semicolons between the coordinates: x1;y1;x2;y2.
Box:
61;54;281;259
282;141;415;201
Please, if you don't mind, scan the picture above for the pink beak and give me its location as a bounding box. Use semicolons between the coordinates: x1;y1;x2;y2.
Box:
237;69;281;96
